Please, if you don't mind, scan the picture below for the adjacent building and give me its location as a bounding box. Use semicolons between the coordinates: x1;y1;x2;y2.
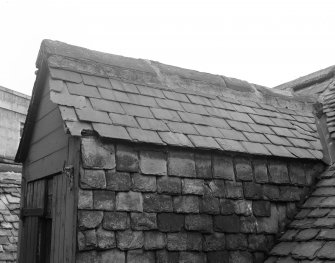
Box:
0;86;29;262
15;40;335;263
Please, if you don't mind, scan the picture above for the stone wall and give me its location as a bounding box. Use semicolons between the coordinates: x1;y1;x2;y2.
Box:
76;136;324;263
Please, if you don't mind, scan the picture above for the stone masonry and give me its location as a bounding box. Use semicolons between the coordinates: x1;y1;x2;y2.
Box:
76;136;324;263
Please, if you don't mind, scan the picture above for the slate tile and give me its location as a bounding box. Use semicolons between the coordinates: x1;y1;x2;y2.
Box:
181;103;209;115
158;132;194;147
317;241;335;259
249;123;275;134
121;103;154;118
194;125;223;138
287;147;316;159
136;117;169;131
227;120;253;132
219;128;246;141
205;107;232;119
59;106;78;121
167;121;198;135
90;98;125;114
264;145;295;158
163;90;190;102
65;121;93;136
127;128;165;145
295;229;319;241
215;138;246;153
49;78;66;92
128;93;158;107
178;111;209;125
122;82;139;93
271;242;298;256
269;118;292;128
291;241;324;260
109;78;125;91
241;142;270;155
109;113;138;127
317;229;335;240
49;68;82;83
99;88;131;103
288;138;311;148
228;111;254;123
272;127;296;137
308;208;330;218
187;94;212;106
206;117;230;129
137;85;164;98
67;82;101;98
76;109;112;124
249;114;275;126
243;132;270;143
266;134;292;146
50;91;88;109
155;98;184;111
81;74;112;89
211;99;235;111
308;150;323;160
188;135;221;149
92;123;131;140
151;108;181;122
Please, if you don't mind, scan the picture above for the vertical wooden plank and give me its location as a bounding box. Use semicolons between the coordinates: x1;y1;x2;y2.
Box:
60;174;67;263
50;176;58;263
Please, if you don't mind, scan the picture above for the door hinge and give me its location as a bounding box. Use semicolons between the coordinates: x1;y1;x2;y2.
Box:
63;165;74;190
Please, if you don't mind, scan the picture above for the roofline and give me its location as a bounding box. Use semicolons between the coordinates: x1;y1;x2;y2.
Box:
0;85;31;99
274;65;335;92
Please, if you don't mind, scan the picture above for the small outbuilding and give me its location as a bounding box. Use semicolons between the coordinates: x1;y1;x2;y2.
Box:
16;40;330;263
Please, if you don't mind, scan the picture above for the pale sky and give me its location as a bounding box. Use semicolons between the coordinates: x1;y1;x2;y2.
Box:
1;0;335;96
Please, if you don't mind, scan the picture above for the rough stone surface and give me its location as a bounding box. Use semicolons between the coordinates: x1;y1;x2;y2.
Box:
173;196;199;213
143;194;173;212
157;176;181;195
168;151;196;177
78;210;103;229
130;212;157;230
140;151;167;176
185;214;213;233
235;158;253;181
116;145;139;172
132;173;157;192
195;153;212;178
106;171;131;191
80;169;106;189
182;179;204;195
213;155;235;180
103;212;129;230
127;249;155;263
93;190;115;211
268;161;290;184
99;249;125;263
78;189;93;209
157;213;184;232
117;230;144;250
144;231;166;249
116;191;143;212
96;228;116;249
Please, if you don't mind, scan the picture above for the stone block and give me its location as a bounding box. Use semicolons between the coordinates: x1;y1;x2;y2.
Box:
200;196;220;214
179;252;206;263
186;232;203;251
185;214;213;233
182;179;204;195
289;163;306;185
81;137;115;169
168;151;196;178
103;212;129;230
248;234;268;251
157;213;184;232
76;251;98;263
268;161;290;184
207;251;229;263
173;196;199;213
144;231;166;249
229;251;253;263
140;150;167;176
127;250;155;263
195;153;212;178
116;191;143;212
130;212;157;230
207;180;226;198
78;230;97;251
80;169;106;189
220;198;235;215
99;249;125;263
167;233;187;251
244;182;263;200
279;186;301;201
78;189;93;209
93;190;115;211
132;173;157;192
214;215;240;233
143;194;173;212
106;171;131;191
96;228;116;249
225;181;243;199
213;155;235;180
203;233;225;251
235;158;253;181
253;201;271;217
117;230;144;250
233;200;253;216
116;144;139;172
78;210;103;229
226;233;248;249
262;185;280;201
156;250;180;263
254;160;268;183
157;176;181;195
256;204;279;234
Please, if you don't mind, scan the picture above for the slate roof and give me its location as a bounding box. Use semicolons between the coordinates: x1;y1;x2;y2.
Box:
267;166;335;262
16;40;324;161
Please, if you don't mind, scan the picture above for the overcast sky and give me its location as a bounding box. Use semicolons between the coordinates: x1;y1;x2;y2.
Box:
1;0;335;96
